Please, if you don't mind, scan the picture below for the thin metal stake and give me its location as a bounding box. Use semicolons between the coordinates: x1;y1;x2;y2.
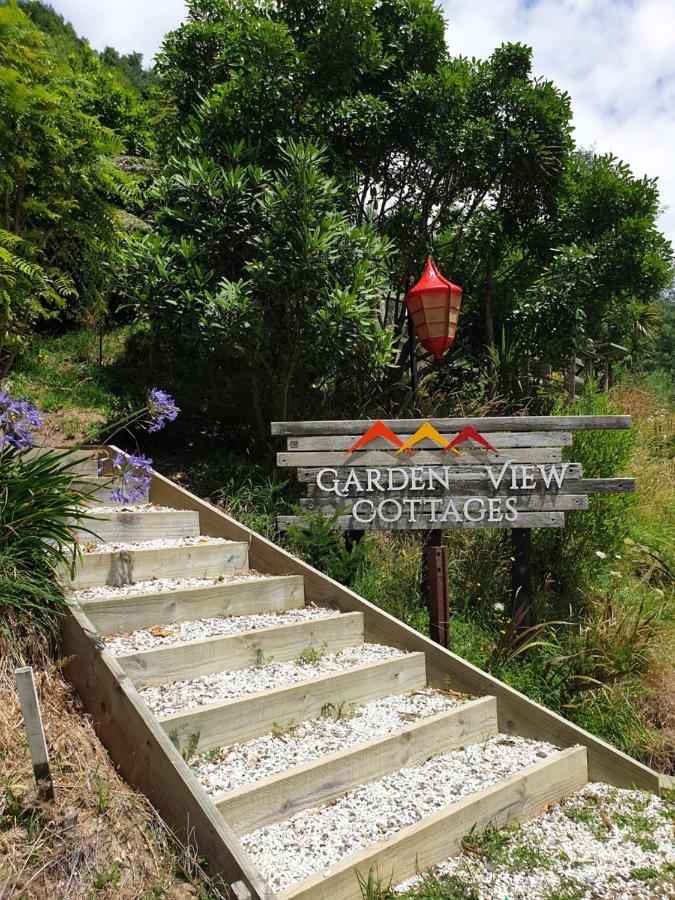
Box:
511;528;533;630
15;666;55;801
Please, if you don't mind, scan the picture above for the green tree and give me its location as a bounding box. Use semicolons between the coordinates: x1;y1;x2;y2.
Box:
0;2;132;373
122;140;393;440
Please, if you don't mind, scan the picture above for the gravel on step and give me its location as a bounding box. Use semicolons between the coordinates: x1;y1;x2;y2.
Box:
104;606;341;654
68;572;267;602
190;688;468;796
140;643;406;717
396;782;675;899
241;734;559;893
86;504;178;514
80;535;233;554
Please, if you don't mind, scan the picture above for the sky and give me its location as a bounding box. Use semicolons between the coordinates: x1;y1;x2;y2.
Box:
51;0;675;245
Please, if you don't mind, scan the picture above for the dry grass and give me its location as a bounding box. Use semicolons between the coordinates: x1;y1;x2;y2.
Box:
0;638;231;900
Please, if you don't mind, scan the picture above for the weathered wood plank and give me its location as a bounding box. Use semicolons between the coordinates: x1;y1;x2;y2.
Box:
304;475;633;497
62;607;274;899
77;574;306;635
74;509;201;544
147;459;663;792
278;512;566;531
278;449;563;467
159;653;427;753
297;464;584;483
286;432;573;451
279;747;588;900
64;541;249;590
271;415;631;436
216;697;498;836
118;612;364;687
300;495;588;513
15;667;55;800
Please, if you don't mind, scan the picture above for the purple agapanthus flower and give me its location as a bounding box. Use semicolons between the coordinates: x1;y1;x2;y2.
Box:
0;389;44;450
108;451;153;503
146;388;179;433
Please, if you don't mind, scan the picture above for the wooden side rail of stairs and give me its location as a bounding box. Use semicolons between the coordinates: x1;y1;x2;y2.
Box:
59;446;671;899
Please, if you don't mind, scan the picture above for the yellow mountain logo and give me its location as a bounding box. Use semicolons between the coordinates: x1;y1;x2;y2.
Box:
394;422;461;456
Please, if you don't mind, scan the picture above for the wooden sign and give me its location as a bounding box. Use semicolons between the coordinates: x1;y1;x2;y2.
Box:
272;416;635;531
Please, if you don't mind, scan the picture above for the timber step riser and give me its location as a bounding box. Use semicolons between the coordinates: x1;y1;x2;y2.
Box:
118;611;366;686
75;510;201;544
65;541;249;589
77;574;306;634
217;696;499;836
159;652;428;753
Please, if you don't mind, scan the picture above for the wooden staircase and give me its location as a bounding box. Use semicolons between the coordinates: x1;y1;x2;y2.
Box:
60;449;669;899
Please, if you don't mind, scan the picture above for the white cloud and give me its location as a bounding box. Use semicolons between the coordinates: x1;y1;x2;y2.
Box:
443;0;675;246
50;0;674;246
51;0;187;66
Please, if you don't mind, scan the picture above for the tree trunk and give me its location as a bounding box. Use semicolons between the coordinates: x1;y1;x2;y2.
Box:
483;254;497;399
248;366;267;447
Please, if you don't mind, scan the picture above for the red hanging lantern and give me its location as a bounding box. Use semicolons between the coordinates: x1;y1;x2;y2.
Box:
405;256;462;360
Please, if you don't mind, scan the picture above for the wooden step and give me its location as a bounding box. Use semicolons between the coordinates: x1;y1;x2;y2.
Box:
159;652;427;754
76;509;201;544
279;746;588;899
64;540;249;590
25;447;100;475
77;574;306;634
216;695;498;836
118;611;365;687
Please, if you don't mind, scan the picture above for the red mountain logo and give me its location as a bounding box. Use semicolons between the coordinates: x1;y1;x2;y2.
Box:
346;420;411;454
444;426;499;455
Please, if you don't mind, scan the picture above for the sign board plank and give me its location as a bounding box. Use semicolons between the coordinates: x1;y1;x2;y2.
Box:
275;417;633;533
278;448;563;467
297;463;584;484
278;511;566;531
301;494;588;513
286;432;573;451
271;415;631;436
305;475;633;498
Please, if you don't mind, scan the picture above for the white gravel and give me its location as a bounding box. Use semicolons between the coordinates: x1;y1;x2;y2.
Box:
241;734;559;892
397;782;675;899
87;504;178;514
104;606;341;654
140;643;406;717
81;535;233;554
190;688;467;796
68;572;265;602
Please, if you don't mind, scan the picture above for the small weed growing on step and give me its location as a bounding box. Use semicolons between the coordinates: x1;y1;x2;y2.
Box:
168;726;201;761
252;646;273;668
542;880;588;900
320;701;352;720
461;822;549;872
271;720;297;740
93;863;121;889
202;747;223;763
630;866;660;883
294;642;328;666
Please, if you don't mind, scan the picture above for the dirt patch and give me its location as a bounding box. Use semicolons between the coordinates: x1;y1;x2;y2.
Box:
0;641;232;899
36;409;107;446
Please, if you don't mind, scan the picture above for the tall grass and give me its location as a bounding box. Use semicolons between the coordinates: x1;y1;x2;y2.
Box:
0;447;97;647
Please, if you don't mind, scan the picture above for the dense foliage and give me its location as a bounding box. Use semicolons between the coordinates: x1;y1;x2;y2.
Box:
111;0;672;435
0;1;155;377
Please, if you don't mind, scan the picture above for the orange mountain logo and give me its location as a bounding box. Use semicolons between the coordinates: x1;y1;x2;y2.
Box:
345;421;499;456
